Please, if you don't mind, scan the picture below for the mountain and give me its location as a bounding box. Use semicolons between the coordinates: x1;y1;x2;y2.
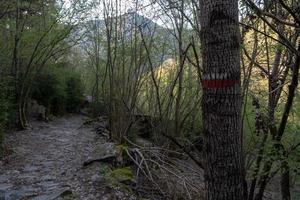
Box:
71;11;176;68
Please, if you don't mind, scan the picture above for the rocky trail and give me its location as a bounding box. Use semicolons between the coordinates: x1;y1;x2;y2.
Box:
0;114;113;200
1;114;298;200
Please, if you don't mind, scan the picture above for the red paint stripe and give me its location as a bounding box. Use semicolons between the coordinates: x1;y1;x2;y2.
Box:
202;79;238;89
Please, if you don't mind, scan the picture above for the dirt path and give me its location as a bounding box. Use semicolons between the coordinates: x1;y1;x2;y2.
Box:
0;115;108;200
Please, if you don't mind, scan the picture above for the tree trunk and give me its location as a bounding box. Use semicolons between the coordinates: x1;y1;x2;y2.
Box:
281;154;290;200
175;37;184;137
199;1;245;199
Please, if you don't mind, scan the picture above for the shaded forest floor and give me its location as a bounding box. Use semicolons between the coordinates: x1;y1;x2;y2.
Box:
0;114;115;200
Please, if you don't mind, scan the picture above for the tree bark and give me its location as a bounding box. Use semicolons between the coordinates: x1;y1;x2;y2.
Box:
281;153;290;200
199;1;245;199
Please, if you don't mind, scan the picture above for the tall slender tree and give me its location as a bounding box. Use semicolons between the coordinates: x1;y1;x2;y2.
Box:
199;0;245;199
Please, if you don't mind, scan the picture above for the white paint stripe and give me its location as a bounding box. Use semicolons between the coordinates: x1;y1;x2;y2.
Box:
203;73;229;80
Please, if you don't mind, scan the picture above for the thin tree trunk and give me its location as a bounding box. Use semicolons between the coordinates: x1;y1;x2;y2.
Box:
175;40;184;137
281;153;290;200
248;133;267;200
199;1;245;199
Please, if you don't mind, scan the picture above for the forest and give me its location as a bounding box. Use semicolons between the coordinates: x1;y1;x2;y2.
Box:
0;0;299;200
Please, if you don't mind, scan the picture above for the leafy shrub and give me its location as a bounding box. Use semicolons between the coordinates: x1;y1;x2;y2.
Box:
0;76;11;156
31;66;84;116
89;101;106;117
65;76;84;113
32;71;63;115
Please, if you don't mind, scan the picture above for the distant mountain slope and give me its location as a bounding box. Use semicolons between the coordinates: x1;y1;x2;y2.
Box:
77;11;175;50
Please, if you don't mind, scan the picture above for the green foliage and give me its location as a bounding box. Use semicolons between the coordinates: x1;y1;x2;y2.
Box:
32;66;84;116
0;75;12;156
89;101;107;117
65;76;84;113
116;144;130;164
33;71;63;114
